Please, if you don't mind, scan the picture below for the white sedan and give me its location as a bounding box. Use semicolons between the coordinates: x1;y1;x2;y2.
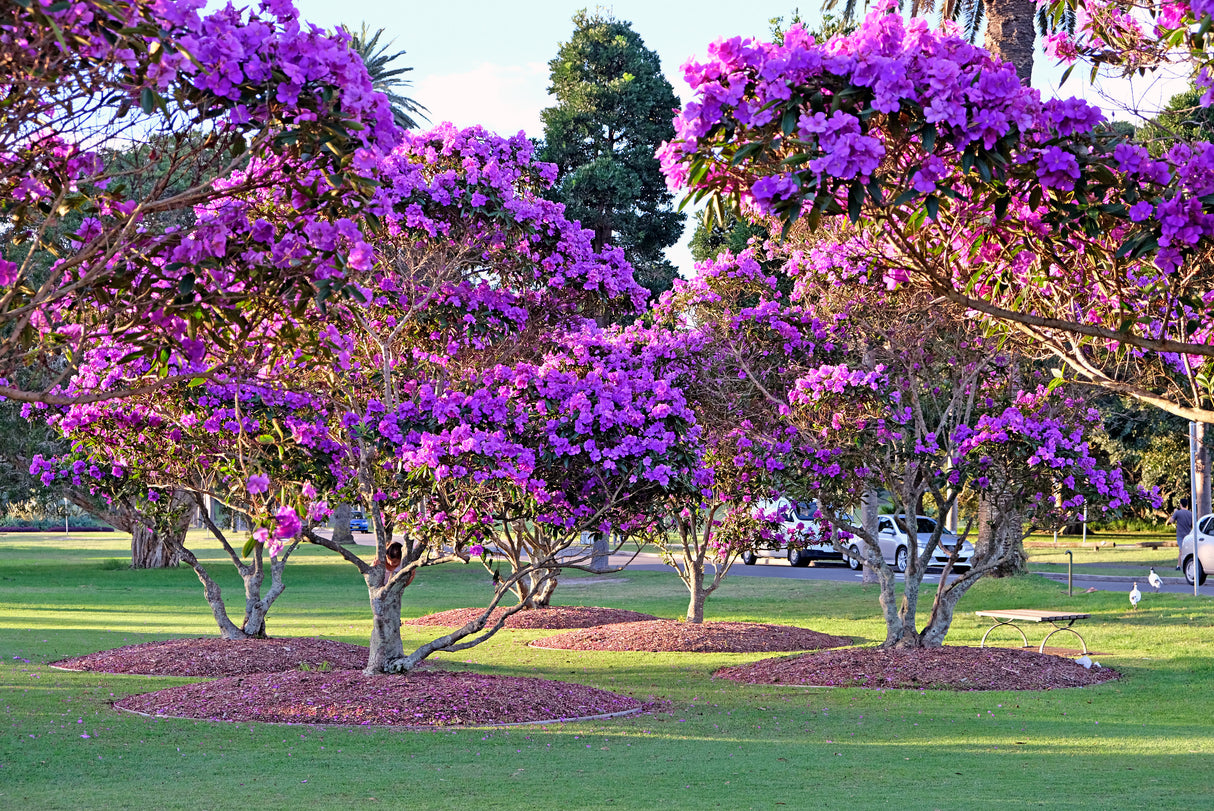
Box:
845;514;974;573
1181;513;1214;586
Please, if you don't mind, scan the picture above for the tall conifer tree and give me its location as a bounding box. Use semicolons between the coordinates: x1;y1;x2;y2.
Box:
539;10;684;299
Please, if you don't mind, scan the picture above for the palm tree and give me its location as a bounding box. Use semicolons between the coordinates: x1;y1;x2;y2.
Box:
823;0;1061;85
343;23;428;130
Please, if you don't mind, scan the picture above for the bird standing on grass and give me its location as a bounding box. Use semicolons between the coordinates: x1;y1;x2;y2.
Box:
1148;568;1163;593
1129;582;1142;610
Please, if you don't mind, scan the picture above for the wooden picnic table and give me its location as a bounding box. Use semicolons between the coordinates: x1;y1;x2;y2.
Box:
974;609;1091;654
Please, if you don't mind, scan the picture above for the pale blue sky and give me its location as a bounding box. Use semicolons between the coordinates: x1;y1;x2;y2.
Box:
292;1;1188;275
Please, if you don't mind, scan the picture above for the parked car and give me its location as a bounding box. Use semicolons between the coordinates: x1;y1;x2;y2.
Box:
349;510;369;533
845;514;973;573
742;498;843;567
1180;513;1214;586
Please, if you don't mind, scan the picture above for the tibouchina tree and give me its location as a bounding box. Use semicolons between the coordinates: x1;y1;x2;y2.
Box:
0;0;397;404
659;9;1214;422
466;328;700;612
662;247;1136;647
292;125;690;673
35;369;345;639
630;303;800;624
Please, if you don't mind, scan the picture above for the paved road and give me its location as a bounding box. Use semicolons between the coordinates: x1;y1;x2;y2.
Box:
338;535;1209;597
606;551;1210;597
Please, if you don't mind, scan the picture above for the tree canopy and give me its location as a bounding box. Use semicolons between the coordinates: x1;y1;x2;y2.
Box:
538;10;685;300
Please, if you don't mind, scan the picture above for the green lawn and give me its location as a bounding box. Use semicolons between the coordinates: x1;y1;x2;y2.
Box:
3;530;1214;810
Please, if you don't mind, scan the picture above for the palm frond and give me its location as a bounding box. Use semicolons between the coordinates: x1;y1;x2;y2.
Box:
341;22;430;130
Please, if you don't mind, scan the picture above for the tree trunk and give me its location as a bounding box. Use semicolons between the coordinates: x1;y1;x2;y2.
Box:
875;564;912;646
686;563;707;624
860;489;879;585
332;502;354;545
175;546;247;640
365;582;406;674
979;493;1026;577
590;531;609;572
526;569;558;608
130;522;183;569
983;0;1037;85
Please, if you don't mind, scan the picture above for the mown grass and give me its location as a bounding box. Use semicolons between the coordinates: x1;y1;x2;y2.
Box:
3;530;1214;810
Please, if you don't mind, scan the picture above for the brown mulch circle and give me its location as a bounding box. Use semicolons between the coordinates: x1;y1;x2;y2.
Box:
405;605;658;630
530;620;851;653
114;669;643;727
51;637;370;677
716;645;1121;690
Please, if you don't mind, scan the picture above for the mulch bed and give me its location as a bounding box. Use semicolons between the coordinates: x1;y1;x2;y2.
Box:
716;645;1121;690
405;605;657;630
114;669;643;727
530;620;851;653
51;637;370;677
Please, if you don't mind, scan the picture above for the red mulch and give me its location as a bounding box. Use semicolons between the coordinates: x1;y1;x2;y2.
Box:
51;637;369;677
530;620;851;653
114;669;642;727
405;605;657;630
716;645;1121;690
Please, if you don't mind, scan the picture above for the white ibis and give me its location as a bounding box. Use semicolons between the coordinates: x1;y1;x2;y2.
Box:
1148;568;1163;593
1129;582;1142;610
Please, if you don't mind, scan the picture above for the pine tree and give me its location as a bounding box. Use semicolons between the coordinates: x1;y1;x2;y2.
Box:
539;10;684;300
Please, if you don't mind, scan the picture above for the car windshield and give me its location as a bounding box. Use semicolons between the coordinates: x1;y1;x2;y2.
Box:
793;501;816;520
916;518;937;534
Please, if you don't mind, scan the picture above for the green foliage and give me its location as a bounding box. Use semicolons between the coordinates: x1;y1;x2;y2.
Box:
1136;83;1214;157
688;212;769;264
1092;395;1194;512
538;9;684;300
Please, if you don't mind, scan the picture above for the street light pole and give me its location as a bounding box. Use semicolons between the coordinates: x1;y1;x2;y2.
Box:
1192;422;1200;597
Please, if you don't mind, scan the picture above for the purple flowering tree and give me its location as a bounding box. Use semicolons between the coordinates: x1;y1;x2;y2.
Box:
659;9;1214;423
37;369;345;638
459;328;699;611
661;247;1135;647
279;125;673;673
0;0;397;404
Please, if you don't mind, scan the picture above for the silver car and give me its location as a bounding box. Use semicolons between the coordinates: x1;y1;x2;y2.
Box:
846;514;974;573
1180;513;1214;586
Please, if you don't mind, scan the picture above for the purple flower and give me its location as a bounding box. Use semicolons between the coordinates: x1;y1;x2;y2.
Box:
246;474;270;495
274;506;302;539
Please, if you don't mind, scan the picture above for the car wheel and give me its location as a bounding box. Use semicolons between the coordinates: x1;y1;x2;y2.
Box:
788;547;809;567
740;551;756;566
1185;555;1207;586
847;545;861;571
894;546;909;574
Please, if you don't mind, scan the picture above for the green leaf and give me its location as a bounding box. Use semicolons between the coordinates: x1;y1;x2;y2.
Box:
781;108;798;136
925;196;939;221
993;194;1009;221
242;536;257;558
140;87;155;115
921;124;937;152
730;141;766;166
847;182;864;222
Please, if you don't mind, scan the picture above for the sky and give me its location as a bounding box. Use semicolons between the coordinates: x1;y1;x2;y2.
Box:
292;0;1191;275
